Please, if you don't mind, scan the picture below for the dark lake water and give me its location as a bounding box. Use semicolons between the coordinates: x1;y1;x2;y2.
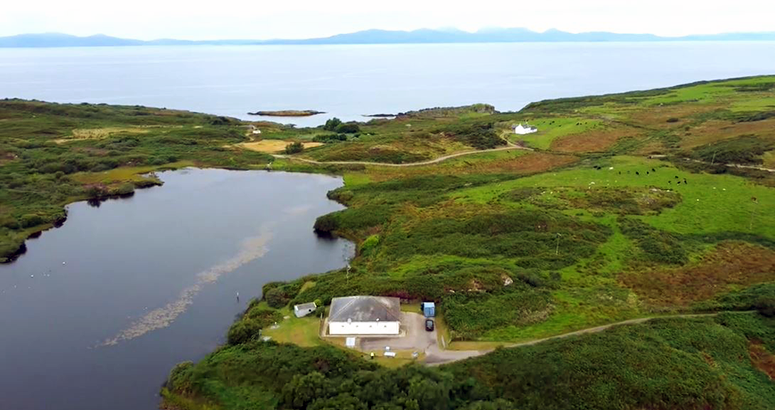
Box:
0;169;353;410
1;42;775;126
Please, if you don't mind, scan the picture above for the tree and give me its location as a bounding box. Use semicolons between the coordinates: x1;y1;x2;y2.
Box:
323;118;343;131
281;372;329;409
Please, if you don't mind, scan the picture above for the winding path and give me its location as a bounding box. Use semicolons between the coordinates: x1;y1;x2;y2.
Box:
681;157;775;173
424;311;753;366
273;145;532;167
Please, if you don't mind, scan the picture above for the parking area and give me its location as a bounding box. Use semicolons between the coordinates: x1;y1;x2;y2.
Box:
360;312;436;352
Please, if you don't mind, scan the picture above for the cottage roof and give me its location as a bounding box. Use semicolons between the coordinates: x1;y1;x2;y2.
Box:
329;296;401;323
294;302;317;311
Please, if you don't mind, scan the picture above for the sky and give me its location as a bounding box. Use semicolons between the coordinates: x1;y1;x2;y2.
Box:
2;0;774;40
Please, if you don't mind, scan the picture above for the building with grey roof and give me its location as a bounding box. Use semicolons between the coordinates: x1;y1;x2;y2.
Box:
328;296;401;335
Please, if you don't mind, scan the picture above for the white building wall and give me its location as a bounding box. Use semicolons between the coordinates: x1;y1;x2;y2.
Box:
329;321;400;335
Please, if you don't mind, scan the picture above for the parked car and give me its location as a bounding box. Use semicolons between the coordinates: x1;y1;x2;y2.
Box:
425;319;435;332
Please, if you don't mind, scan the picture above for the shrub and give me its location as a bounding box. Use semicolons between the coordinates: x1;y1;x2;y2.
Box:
265;287;289;308
334;123;360;134
226;319;264;345
227;307;282;345
285;142;304;154
437;121;505;149
85;185;109;198
755;297;775;317
312;133;348;143
313;213;339;234
114;183;135;196
20;214;46;228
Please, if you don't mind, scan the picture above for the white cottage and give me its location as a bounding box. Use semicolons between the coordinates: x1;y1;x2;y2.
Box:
247;125;262;135
328;296;401;335
514;124;538;135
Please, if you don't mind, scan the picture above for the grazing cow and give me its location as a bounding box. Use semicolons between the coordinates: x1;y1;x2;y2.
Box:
677;181;681;185
668;181;672;184
646;172;649;175
652;168;656;172
635;171;640;176
675;176;679;179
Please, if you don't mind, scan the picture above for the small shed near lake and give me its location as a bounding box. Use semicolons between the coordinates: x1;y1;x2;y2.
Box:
294;302;317;318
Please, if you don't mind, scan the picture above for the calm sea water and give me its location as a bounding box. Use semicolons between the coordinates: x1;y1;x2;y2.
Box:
0;43;774;126
0;169;353;410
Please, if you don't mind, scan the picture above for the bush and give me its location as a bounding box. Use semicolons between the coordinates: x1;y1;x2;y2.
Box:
322;118;343;131
285;142;304;154
334;123;360;134
19;214;44;228
313;213;339;234
227;307;283;345
312;133;348;143
85;185;109;198
227;319;265;345
265;287;289;308
114;183;135;196
755;297;775;317
437;121;505;149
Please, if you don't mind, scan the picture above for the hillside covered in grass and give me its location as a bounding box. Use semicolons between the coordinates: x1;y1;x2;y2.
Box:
2;76;775;409
162;76;775;408
164;313;775;410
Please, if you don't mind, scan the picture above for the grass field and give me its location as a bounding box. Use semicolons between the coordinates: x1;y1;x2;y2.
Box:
261;308;323;347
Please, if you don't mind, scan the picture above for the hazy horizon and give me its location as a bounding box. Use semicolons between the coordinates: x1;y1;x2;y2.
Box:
2;0;774;41
4;26;775;43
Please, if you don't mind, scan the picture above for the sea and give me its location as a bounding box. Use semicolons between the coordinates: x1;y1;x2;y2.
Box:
1;42;774;126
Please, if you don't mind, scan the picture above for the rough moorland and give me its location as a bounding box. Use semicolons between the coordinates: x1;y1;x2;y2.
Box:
3;77;775;409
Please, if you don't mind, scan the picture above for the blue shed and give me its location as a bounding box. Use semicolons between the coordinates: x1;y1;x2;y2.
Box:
422;302;436;318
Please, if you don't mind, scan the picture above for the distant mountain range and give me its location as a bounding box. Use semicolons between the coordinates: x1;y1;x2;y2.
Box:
2;28;775;48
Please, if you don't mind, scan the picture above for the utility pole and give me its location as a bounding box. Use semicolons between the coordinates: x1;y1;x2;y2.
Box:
555;233;562;255
750;198;759;231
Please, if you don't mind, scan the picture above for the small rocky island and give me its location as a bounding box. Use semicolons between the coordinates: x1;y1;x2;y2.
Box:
247;110;325;117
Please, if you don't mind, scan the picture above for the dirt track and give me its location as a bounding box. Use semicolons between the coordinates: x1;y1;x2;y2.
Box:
425;312;754;366
273;145;532;167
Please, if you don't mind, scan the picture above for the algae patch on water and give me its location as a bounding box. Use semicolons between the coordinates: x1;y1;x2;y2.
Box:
100;229;273;346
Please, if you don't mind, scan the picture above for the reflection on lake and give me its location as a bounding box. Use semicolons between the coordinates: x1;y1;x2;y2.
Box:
0;169;353;410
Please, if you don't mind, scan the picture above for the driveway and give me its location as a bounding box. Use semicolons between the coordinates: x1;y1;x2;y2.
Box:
360;312;435;352
359;312;489;365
